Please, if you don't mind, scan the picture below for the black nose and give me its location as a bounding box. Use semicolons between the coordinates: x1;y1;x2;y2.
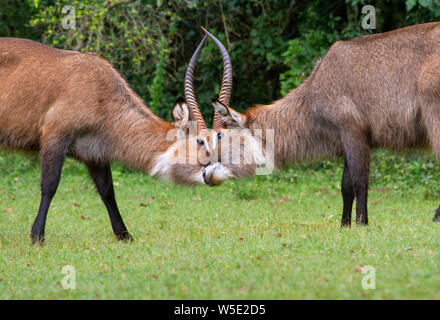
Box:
202;167;215;186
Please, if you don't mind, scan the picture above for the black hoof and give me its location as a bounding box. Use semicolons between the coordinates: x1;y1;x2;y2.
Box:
115;231;133;242
341;221;351;228
30;232;45;246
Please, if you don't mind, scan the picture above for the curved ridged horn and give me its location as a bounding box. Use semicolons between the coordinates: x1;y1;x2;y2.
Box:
185;34;208;133
201;27;233;129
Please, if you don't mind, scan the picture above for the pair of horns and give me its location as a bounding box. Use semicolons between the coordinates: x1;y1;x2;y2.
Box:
184;27;233;133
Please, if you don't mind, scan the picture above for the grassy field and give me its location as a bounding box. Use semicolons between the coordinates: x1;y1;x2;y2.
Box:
0;149;440;299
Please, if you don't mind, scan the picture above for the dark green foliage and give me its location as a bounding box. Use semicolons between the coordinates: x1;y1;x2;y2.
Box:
3;0;438;122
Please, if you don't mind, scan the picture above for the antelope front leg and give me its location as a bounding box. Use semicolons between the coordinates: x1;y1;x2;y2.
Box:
86;162;132;241
341;160;355;227
341;129;370;226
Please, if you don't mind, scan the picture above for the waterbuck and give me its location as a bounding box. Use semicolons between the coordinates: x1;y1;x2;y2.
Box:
200;23;440;226
0;35;227;244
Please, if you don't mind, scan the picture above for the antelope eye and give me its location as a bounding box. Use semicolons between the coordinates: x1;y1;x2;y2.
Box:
197;138;204;146
217;132;223;140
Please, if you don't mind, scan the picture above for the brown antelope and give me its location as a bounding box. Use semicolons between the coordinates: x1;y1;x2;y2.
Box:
0;35;228;244
201;23;440;226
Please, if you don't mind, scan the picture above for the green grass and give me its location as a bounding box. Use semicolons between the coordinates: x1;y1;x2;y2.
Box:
0;149;440;299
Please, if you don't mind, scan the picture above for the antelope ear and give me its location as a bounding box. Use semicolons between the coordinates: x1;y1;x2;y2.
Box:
212;99;246;128
172;97;190;131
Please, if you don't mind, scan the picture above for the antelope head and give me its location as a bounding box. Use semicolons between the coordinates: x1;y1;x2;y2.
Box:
164;29;269;186
155;35;234;186
198;27;270;184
